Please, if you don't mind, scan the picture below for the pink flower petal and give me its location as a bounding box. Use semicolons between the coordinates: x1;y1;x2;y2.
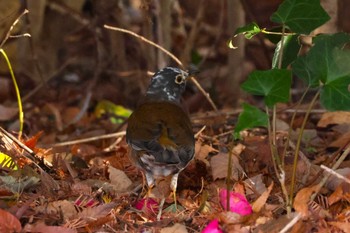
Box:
135;198;158;214
202;219;223;233
219;189;252;216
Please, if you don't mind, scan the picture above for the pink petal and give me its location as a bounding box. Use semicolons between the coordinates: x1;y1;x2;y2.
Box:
219;189;252;216
135;198;158;213
201;219;223;233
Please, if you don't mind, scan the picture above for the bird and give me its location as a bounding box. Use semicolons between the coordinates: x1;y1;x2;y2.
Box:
126;67;195;219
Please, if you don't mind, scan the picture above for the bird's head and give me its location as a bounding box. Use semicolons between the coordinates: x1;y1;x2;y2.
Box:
145;67;189;102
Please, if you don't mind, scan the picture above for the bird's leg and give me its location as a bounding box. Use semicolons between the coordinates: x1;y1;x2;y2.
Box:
157;198;165;221
170;173;179;210
144;172;156;214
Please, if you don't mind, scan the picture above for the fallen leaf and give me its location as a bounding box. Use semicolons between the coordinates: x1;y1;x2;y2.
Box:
317;111;350;128
328;185;344;205
195;142;218;162
78;203;117;221
329;221;350;233
244;174;266;195
35;200;77;221
252;182;274;213
160;223;188;233
325;168;350;191
108;165;132;192
293;185;320;218
23;222;77;233
210;152;243;180
0;208;22;232
328;131;350;149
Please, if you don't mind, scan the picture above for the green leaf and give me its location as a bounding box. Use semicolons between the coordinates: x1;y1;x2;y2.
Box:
229;22;262;49
292;33;350;87
234;104;268;140
241;69;292;107
319;48;350;111
94;100;132;124
234;22;261;39
272;35;301;69
271;0;330;34
321;77;350;111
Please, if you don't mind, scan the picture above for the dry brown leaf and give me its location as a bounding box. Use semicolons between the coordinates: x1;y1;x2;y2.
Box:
252;182;274;213
328;131;350;148
244;174;267;195
35;200;77;221
108;165;132;192
77;203;117;221
0;208;21;232
195;142;218;162
317;111;350;128
328;184;344;205
210;152;243;180
233;182;246;195
329;221;350;233
325;168;350;191
218;211;242;225
160;223;188;233
23;222;77;233
293;185;320;218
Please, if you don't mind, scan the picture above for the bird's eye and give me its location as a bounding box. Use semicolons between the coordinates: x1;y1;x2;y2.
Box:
175;74;185;84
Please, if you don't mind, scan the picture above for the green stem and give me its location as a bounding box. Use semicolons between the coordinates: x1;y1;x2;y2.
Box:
0;49;23;139
226;142;233;211
289;89;320;206
261;28;296;36
282;87;310;166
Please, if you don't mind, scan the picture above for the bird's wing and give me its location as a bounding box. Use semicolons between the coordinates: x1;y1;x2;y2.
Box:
126;102;195;167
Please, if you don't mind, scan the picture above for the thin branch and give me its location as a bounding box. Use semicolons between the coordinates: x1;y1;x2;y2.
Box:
49;131;126;147
104;24;218;111
0;9;29;48
104;25;183;68
320;164;350;184
0;126;52;170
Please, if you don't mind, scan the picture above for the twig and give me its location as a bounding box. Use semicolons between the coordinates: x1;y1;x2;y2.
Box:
189;76;218;111
49;131;126;147
194;125;206;138
0;126;52;170
0;9;29;48
104;24;218;111
104;25;183;67
320;164;350;184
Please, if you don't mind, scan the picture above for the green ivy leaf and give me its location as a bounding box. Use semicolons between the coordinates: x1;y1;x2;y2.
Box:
321;77;350;111
234;22;261;39
292;33;350;87
234;104;268;140
229;22;262;49
241;69;292;107
272;35;301;69
320;48;350;111
271;0;330;34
